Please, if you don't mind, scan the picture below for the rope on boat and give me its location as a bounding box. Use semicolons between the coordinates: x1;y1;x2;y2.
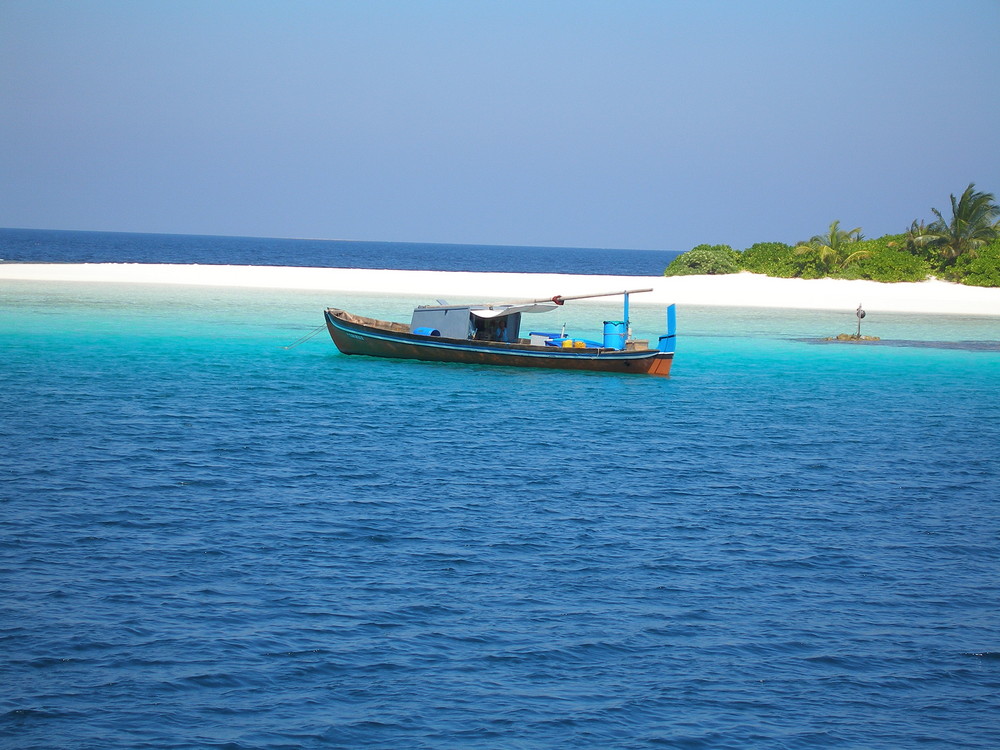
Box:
282;324;326;349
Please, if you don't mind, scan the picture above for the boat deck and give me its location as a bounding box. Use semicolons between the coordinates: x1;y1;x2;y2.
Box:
328;309;411;335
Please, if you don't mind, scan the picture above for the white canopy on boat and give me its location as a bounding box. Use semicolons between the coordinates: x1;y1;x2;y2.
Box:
469;303;558;319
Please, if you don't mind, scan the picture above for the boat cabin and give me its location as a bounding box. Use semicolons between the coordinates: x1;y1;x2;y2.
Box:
410;302;558;343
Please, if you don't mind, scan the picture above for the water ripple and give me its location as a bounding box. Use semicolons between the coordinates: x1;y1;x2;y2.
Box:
3;282;1000;748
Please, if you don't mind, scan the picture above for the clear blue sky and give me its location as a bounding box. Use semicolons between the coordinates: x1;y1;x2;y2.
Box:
2;0;998;251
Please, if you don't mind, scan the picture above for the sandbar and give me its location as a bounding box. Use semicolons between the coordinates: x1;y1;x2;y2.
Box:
2;262;999;316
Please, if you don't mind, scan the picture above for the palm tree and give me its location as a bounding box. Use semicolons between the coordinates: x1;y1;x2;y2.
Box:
916;183;1000;261
894;219;935;260
794;220;866;274
905;219;928;249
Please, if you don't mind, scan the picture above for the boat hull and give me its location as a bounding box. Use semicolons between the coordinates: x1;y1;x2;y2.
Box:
324;309;673;376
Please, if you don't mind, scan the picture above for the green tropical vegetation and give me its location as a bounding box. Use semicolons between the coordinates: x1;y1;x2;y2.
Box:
661;243;740;275
793;220;867;276
915;183;1000;262
664;183;1000;286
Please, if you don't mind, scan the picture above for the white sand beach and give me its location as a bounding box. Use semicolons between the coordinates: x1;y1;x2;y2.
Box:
2;262;1000;316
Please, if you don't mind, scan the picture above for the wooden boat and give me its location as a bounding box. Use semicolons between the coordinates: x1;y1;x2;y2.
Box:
324;289;676;376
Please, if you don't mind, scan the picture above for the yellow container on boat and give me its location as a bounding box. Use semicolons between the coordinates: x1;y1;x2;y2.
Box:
574;340;586;348
561;339;573;348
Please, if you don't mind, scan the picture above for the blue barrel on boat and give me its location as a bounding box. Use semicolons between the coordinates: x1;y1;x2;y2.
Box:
603;321;626;350
412;327;441;337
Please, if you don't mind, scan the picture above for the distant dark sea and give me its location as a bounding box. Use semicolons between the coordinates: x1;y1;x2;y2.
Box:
0;227;681;276
3;228;1000;749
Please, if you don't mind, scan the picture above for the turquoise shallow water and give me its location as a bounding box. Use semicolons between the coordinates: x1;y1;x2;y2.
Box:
2;279;1000;749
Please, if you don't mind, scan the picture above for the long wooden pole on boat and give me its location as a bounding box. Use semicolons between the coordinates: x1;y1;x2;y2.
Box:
494;288;653;307
517;288;654;344
543;290;652;342
546;288;653;305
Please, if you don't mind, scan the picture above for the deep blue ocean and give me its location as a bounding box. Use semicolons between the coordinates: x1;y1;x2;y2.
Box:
2;229;1000;749
0;228;680;276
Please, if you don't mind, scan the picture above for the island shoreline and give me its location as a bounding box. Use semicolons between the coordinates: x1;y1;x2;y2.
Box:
2;262;999;316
